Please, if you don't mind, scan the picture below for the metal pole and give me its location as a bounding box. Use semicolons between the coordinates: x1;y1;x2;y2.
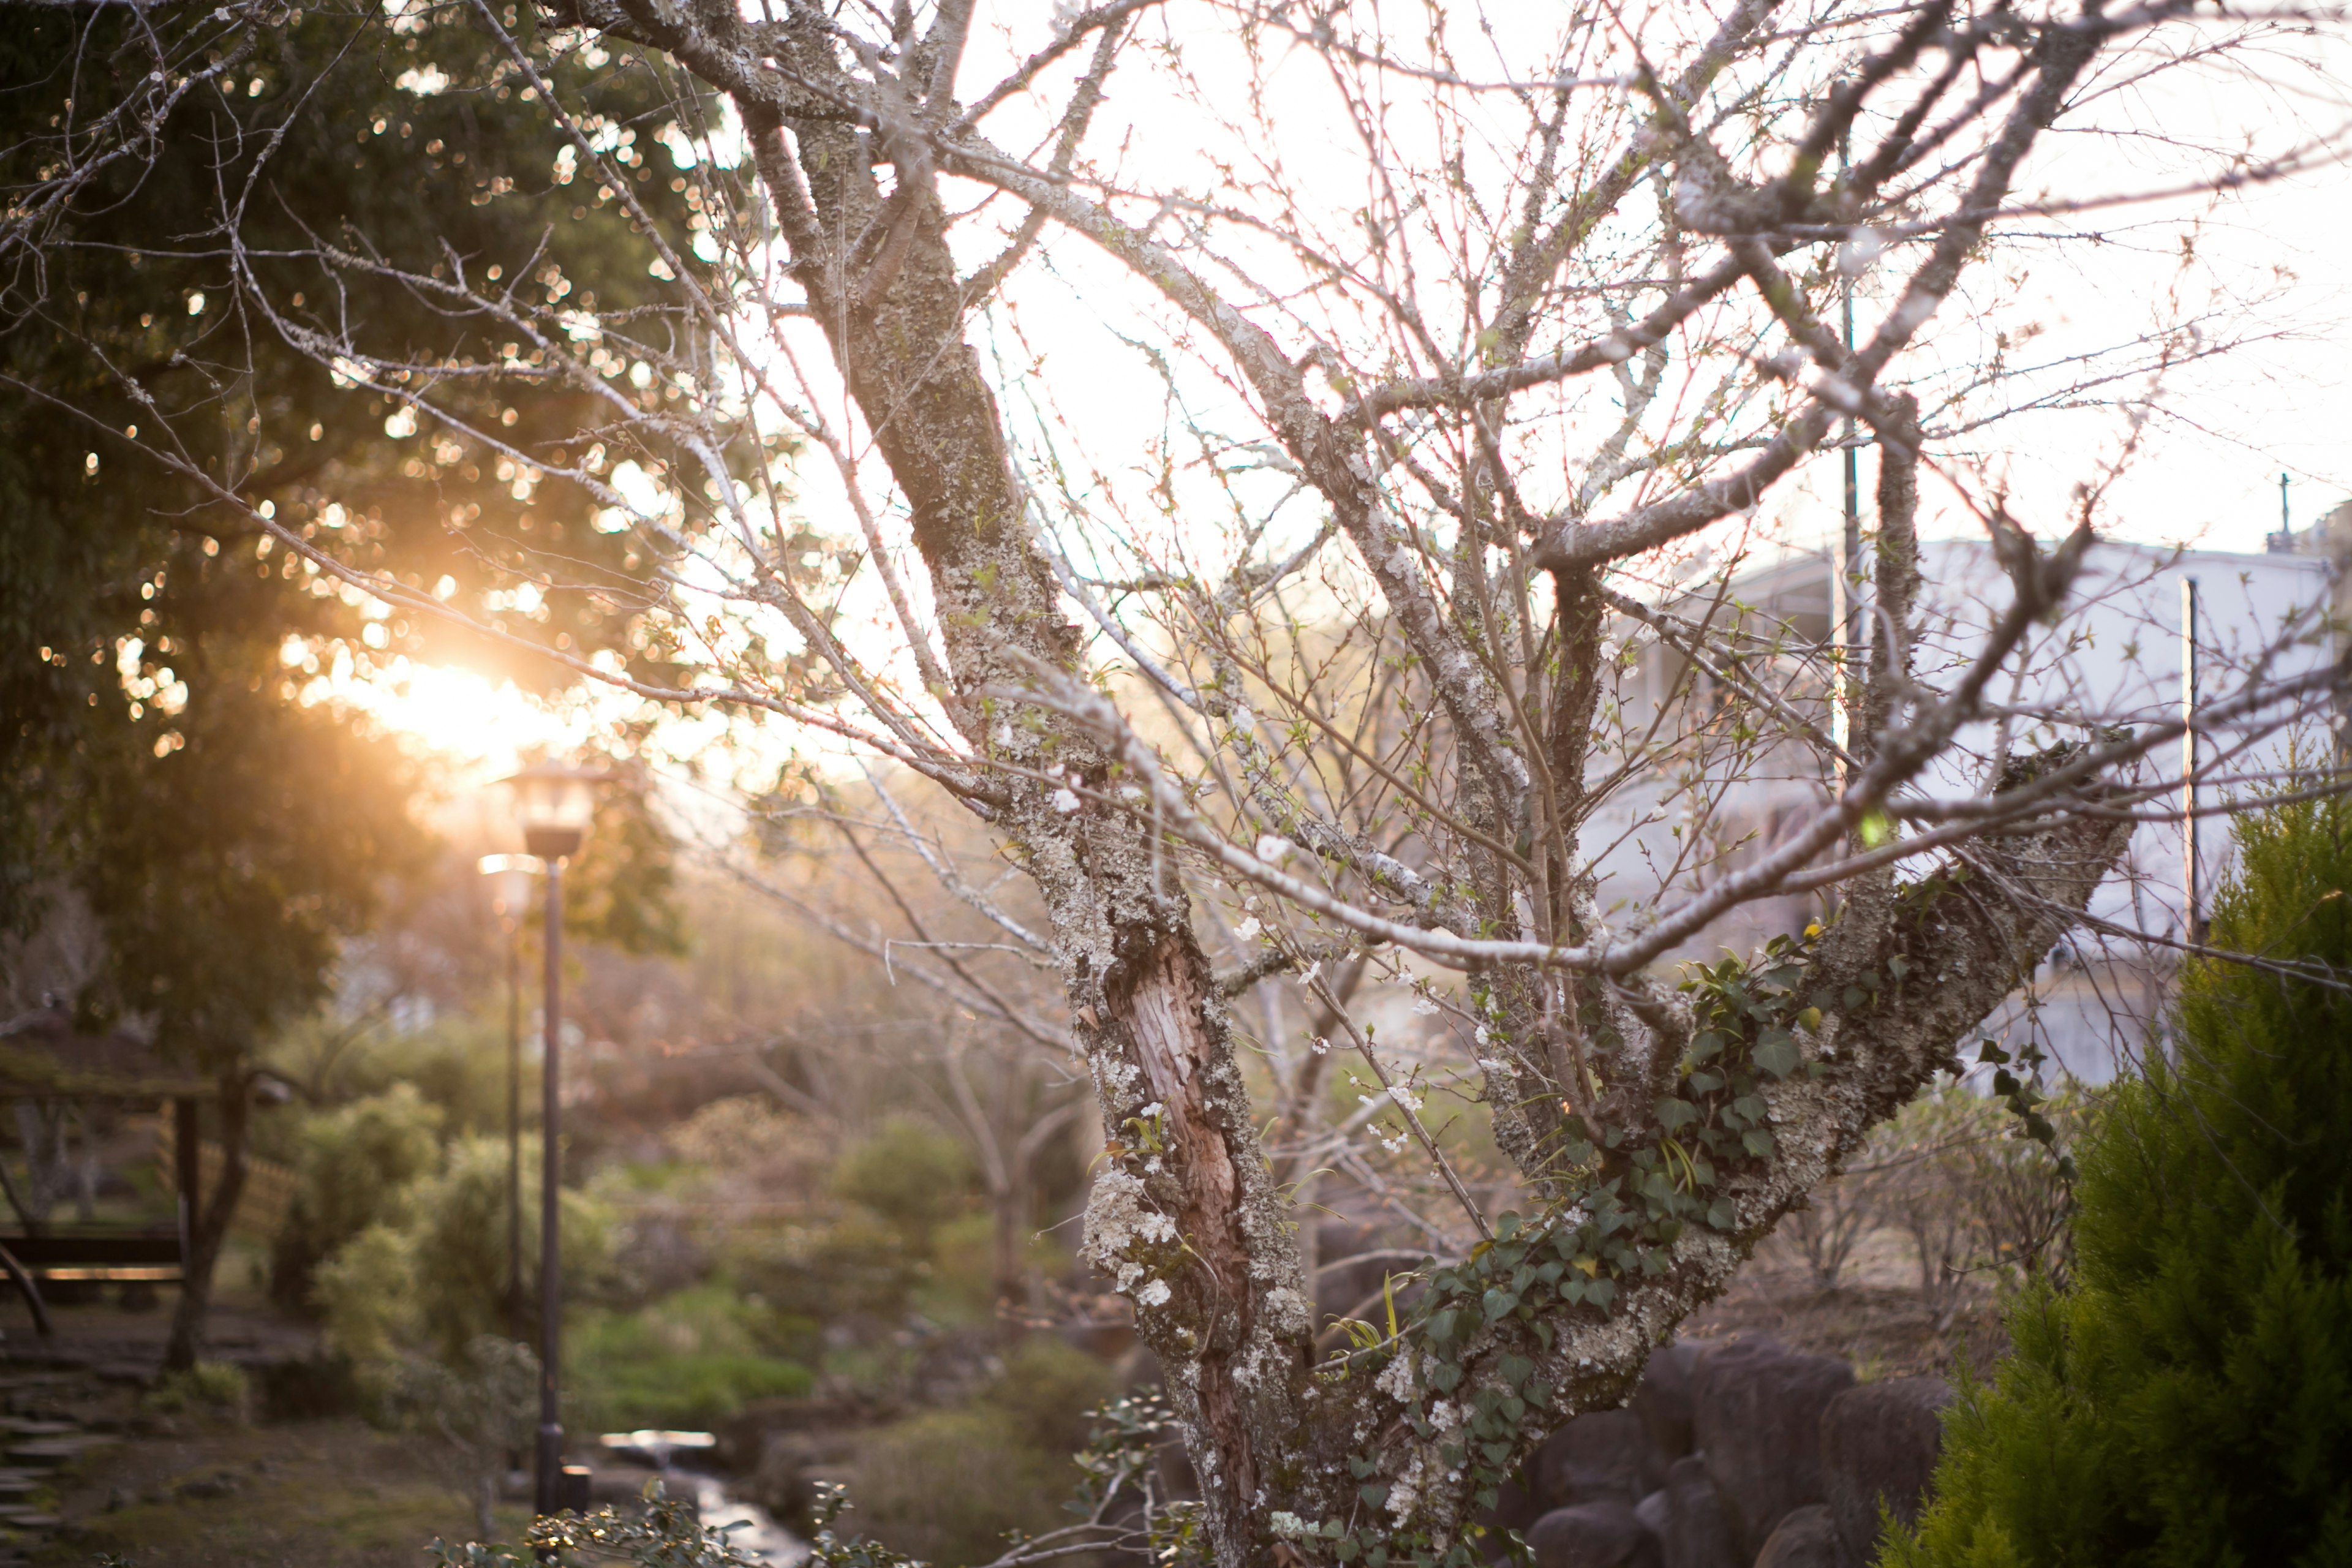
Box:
507;912;523;1338
533;854;565;1520
2182;576;2201;944
1832;128;1863;785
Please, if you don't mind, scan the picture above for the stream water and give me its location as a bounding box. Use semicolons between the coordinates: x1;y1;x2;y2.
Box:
598;1431;809;1565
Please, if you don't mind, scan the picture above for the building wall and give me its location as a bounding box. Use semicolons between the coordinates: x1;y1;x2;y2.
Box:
1580;537;2342;1082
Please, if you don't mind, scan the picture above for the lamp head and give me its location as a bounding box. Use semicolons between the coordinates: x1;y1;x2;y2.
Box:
497;761;609;861
476;853;544;917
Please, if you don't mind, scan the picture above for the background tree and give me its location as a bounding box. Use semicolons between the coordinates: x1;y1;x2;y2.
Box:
7;0;2348;1561
0;4;699;1367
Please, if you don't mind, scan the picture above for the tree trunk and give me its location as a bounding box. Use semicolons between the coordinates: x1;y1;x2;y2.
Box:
544;10;2130;1562
164;1068;249;1373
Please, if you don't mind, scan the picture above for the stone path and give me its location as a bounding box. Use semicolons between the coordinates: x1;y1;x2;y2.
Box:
0;1354;138;1564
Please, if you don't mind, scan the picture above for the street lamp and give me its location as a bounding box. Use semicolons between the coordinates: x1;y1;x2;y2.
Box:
477;853;542;1338
496;761;608;1521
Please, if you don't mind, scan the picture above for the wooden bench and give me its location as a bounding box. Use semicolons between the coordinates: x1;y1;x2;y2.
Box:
0;1230;185;1339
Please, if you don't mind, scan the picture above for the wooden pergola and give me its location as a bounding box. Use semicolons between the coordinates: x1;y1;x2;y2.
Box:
0;1008;213;1336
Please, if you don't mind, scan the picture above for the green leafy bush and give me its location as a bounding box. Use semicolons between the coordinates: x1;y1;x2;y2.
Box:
568;1282;813;1431
1885;796;2352;1566
844;1407;1075;1565
146;1359;252;1419
270;1083;445;1311
834;1117;976;1255
840;1335;1118;1563
314;1133;619;1405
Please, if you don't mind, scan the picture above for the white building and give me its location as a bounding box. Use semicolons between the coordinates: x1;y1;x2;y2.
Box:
1582;506;2348;1082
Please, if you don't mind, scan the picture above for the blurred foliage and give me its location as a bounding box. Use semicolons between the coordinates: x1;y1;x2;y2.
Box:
729;1216;926;1336
721;1118;981;1335
271;1084;447;1311
563;775;688;959
0;0;704;1041
312;1131;616;1392
146;1360;255;1420
568;1282;813;1431
428;1487;767;1568
834;1116;978;1257
843;1407;1073;1565
842;1338;1117;1564
392;1333;543;1537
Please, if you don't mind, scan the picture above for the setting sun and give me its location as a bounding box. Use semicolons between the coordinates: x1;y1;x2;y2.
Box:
336;655;607;778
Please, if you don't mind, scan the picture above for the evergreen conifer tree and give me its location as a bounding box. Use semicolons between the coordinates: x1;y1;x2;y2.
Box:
1886;794;2352;1566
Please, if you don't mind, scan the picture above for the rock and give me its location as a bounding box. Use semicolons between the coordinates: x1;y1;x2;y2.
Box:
1536;1410;1654;1509
9;1434;113;1469
1635;1489;1670;1539
1631;1343;1701;1460
1660;1455;1744;1568
750;1431;815;1524
1476;1468;1548;1555
1528;1502;1663;1568
1820;1378;1953;1565
1755;1504;1845;1568
173;1472;240;1501
586;1463;662;1506
1692;1338;1855;1558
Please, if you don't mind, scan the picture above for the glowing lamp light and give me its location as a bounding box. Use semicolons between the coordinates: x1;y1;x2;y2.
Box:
500;761;607;860
477;852;543;918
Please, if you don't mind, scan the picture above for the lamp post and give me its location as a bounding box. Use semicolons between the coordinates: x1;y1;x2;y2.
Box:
477;853;542;1338
497;762;606;1521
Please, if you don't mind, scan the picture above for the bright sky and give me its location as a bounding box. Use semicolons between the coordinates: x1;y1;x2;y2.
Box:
341;5;2352;799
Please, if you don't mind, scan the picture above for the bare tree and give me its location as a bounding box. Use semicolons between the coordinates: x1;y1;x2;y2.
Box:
10;1;2351;1561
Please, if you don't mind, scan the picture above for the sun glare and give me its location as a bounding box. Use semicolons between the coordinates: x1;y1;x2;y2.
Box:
342;657;600;780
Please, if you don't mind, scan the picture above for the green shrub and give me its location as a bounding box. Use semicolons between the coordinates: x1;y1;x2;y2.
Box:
314;1132;619;1403
845;1407;1074;1566
404;1134;618;1358
568;1281;813;1431
836;1335;1117;1563
734;1215;927;1330
981;1336;1119;1456
834;1117;974;1255
148;1360;252;1419
1885;796;2352;1566
270;1083;445;1311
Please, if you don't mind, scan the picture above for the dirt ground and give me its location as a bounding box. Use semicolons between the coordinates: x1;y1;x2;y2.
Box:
12;1223;2006;1567
7;1249;516;1568
38;1415;524;1568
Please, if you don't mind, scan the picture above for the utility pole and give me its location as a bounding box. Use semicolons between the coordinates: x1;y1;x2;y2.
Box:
2182;576;2202;944
1831;128;1864;785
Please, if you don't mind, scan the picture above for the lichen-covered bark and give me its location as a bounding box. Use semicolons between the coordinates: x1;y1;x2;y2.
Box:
646;33;1322;1562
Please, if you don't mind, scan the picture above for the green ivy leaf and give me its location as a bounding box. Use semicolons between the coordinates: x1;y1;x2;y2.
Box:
1743;1128;1776;1158
1752;1034;1801;1079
